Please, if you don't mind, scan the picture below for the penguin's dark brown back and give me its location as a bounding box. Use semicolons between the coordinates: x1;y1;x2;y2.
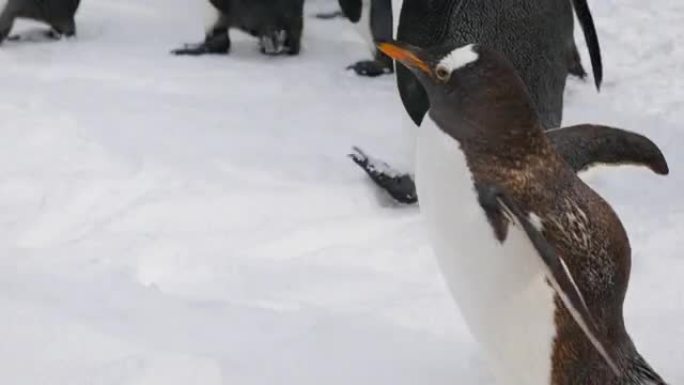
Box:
461;128;666;384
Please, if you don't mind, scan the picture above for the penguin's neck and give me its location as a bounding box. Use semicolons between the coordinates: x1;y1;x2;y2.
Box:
426;106;553;178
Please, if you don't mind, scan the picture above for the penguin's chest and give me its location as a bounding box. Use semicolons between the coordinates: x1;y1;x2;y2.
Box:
415;117;558;385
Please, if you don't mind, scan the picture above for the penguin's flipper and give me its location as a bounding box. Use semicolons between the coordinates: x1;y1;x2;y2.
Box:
338;0;363;22
571;0;603;89
475;183;620;376
349;147;417;204
548;124;669;175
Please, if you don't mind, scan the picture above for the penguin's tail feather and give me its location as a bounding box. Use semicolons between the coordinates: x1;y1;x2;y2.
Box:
571;0;603;90
622;352;668;385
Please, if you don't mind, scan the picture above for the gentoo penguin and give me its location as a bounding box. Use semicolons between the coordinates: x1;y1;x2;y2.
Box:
351;0;604;202
338;0;395;77
172;0;304;56
379;40;669;385
0;0;81;43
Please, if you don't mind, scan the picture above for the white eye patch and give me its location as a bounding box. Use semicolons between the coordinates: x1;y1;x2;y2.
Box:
438;44;479;74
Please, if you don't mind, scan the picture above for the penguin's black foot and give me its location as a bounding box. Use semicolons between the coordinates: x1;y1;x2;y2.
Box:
349;147;418;204
347;60;393;77
52;19;76;38
44;29;64;40
172;42;229;55
314;10;345;19
0;30;9;44
171;35;231;56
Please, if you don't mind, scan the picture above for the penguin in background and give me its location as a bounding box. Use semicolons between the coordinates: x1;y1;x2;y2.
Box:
172;0;304;56
0;0;81;43
337;0;594;79
337;0;396;77
378;39;670;385
351;0;609;202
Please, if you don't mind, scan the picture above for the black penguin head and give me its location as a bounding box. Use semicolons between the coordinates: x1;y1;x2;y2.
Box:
378;41;541;143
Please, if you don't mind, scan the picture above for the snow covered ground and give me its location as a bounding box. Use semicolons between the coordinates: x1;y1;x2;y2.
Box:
0;0;682;384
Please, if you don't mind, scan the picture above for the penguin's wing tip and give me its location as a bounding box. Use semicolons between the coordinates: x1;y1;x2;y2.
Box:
650;153;670;176
549;124;670;177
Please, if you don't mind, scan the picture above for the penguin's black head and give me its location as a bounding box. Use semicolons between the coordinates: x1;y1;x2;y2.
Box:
378;41;541;143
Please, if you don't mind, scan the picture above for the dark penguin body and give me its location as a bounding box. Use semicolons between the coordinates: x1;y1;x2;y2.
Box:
338;0;394;77
397;0;602;129
0;0;81;43
379;40;669;385
351;0;606;203
172;0;304;56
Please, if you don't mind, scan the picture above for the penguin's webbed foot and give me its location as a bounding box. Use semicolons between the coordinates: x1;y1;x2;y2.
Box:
44;29;64;40
349;147;418;204
347;60;393;77
314;10;345;19
171;34;231;56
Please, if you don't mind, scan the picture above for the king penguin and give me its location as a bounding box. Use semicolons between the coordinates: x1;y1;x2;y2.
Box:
338;0;401;76
377;40;669;385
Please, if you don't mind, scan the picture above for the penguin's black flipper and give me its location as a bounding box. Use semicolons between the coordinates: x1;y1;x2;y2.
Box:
338;0;363;22
349;147;417;204
547;124;669;175
475;183;620;377
571;0;603;89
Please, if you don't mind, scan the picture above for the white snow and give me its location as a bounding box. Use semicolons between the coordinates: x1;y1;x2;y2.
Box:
0;0;682;384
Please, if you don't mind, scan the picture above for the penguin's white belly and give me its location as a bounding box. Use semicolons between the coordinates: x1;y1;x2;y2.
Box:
415;116;557;385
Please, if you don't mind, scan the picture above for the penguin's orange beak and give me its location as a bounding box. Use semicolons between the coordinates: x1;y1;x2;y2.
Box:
377;42;431;75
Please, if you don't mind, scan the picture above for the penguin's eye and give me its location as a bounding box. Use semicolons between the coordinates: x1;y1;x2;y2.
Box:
435;65;451;82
